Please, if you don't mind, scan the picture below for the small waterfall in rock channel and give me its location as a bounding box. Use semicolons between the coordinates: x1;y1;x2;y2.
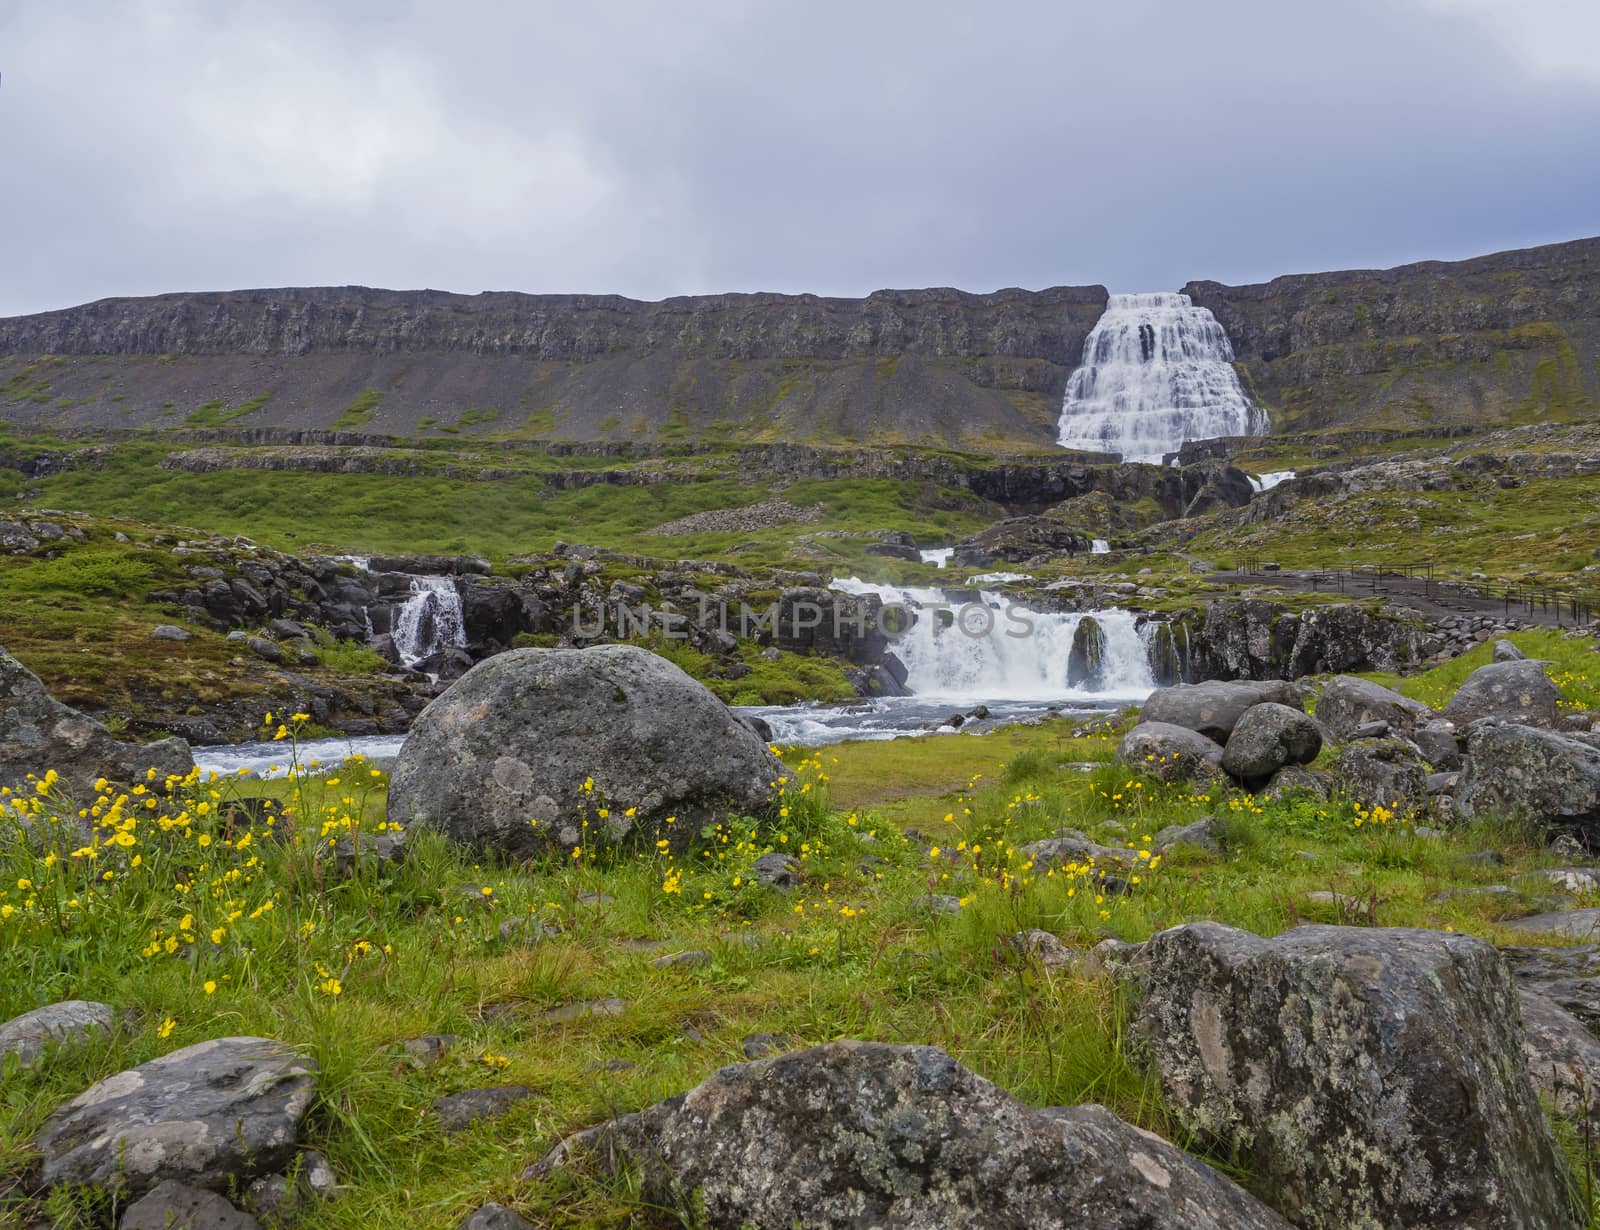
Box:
1057;292;1266;462
392;577;467;669
831;578;1156;701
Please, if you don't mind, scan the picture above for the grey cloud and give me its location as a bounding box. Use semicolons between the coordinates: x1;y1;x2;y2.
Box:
1;0;1597;317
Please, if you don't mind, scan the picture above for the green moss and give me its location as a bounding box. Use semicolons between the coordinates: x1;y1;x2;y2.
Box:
334;388;385;430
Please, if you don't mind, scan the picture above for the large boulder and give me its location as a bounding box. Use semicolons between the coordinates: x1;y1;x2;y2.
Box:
1314;675;1435;742
0;1000;116;1068
1219;702;1321;781
1133;923;1578;1230
1117;722;1224;783
528;1041;1292;1229
388;646;783;858
1456;723;1600;838
33;1036;317;1199
0;647;193;799
1442;659;1563;727
1140;679;1301;743
1333;737;1429;813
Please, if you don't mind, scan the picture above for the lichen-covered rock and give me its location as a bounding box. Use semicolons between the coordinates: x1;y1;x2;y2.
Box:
1502;944;1600;1027
1066;615;1106;688
1132;923;1578;1230
1456;722;1600;838
1413;717;1463;770
388;646;782;858
1116;721;1224;782
527;1041;1292;1229
0;647;193;800
1314;675;1435;742
120;1180;261;1229
1140;679;1302;743
34;1036;317;1198
1219;702;1321;780
1442;659;1563;727
1519;989;1600;1122
0;1000;116;1068
1333;736;1429;812
1261;764;1330;802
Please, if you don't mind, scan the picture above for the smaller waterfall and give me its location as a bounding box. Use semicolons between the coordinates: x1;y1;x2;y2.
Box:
1248;470;1295;492
1091;539;1110;554
392;576;467;668
919;547;953;568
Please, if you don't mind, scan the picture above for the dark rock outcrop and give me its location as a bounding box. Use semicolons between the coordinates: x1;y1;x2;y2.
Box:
1133;923;1579;1230
388;645;782;859
527;1041;1293;1229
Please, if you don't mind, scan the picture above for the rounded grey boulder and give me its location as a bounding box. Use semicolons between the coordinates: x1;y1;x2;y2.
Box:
1442;659;1563;727
1314;675;1435;742
528;1040;1292;1229
1333;736;1429;813
34;1036;317;1199
1220;702;1322;780
0;999;116;1068
1456;722;1600;838
388;645;783;859
1117;721;1224;782
1140;679;1302;743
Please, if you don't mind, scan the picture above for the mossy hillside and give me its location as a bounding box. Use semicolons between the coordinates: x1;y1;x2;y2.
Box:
2;673;1598;1228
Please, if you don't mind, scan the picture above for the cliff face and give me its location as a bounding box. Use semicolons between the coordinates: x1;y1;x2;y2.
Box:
0;286;1108;449
1185;237;1600;432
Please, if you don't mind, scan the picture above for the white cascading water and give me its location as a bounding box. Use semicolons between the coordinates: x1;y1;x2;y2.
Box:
1091;539;1110;554
1249;470;1295;492
919;547;953;568
392;576;467;668
831;577;1154;701
1057;292;1266;462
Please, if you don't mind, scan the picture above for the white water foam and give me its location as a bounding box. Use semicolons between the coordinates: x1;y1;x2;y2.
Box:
392;576;467;668
1248;470;1296;492
919;547;953;568
1057;291;1266;462
1091;539;1110;554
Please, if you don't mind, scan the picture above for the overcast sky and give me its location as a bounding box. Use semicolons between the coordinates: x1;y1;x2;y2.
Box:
2;0;1598;317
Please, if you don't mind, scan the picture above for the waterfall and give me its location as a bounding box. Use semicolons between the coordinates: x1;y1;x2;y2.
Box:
392;576;467;668
1091;539;1110;554
919;547;953;568
1248;470;1295;492
830;577;1154;701
1057;292;1266;462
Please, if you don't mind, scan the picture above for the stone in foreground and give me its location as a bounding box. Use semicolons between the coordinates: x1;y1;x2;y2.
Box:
528;1040;1292;1230
1219;701;1321;780
34;1036;317;1199
388;646;782;858
1140;679;1302;743
1117;721;1224;782
0;1000;116;1068
119;1180;261;1229
1;647;193;800
1133;922;1577;1230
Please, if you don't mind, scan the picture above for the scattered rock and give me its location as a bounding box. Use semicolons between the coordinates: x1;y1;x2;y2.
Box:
120;1180;261;1230
149;624;192;642
388;645;783;858
1260;764;1330;801
1219;702;1322;780
0;1000;116;1068
1502;944;1600;1027
1493;638;1526;662
457;1203;537;1230
1413;717;1463;770
1526;866;1600;895
1007;929;1076;967
1442;659;1563;727
543;998;626;1023
1152;817;1222;856
1456;723;1600;838
751;851;800;889
1116;721;1224;783
400;1034;459;1065
527;1041;1293;1229
1312;675;1435;742
650;950;713;970
1133;923;1577;1230
740;1032;795;1059
1519;990;1600;1121
1501;908;1600;940
1140;679;1302;743
920;893;963;916
33;1036;317;1198
1333;737;1429;812
1;647;194;802
432;1086;539;1132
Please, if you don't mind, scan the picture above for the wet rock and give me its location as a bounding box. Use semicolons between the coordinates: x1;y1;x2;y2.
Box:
34;1036;317;1199
1116;721;1224;783
1;647;194;801
388;645;783;859
527;1041;1292;1229
1333;737;1429;812
1133;923;1577;1230
1457;723;1600;838
1066;616;1106;689
1442;659;1563;727
0;1000;116;1068
432;1086;539;1132
1314;675;1435;742
1140;679;1302;743
457;1203;537;1230
120;1180;261;1229
1219;702;1321;780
